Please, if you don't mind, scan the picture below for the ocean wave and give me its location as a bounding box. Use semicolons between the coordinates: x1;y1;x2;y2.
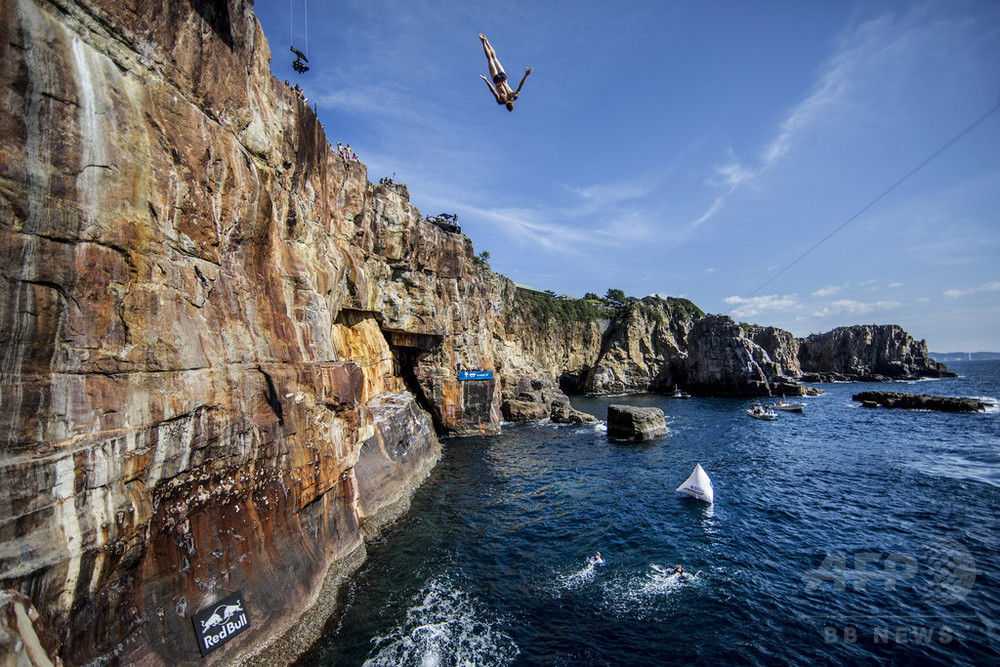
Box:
364;572;519;667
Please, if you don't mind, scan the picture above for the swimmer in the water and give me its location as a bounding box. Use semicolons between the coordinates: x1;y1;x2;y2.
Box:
673;564;693;580
589;551;605;566
479;33;532;112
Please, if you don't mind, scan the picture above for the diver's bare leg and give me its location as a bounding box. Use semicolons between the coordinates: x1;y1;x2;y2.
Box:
479;34;503;81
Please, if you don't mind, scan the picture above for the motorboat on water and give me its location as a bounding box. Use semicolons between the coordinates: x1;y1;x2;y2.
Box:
768;400;805;412
747;404;778;420
671;385;691;399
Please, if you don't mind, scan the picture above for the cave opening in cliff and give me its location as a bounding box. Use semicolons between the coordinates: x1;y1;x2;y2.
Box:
383;330;446;433
391;346;444;431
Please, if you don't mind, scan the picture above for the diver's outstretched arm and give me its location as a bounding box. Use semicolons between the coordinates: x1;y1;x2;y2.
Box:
480;75;502;104
512;67;533;98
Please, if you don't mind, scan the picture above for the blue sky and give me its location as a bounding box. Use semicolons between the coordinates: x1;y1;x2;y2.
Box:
255;0;1000;351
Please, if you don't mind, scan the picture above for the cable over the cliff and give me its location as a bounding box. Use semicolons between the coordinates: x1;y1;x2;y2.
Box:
740;98;1000;302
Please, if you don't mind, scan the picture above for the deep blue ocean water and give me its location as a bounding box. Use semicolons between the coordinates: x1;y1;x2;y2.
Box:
299;361;1000;666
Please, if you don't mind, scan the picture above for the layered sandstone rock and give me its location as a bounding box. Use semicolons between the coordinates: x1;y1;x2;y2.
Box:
0;590;62;666
0;0;492;664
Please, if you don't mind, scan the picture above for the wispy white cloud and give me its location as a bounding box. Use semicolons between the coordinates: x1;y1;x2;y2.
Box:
811;299;903;317
419;176;662;254
811;284;843;298
943;281;1000;299
710;158;754;189
724;294;799;318
690;9;926;229
688;195;725;231
561;179;656;208
591;209;656;243
457;205;593;252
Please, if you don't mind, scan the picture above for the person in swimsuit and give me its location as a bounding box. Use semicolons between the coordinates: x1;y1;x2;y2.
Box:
479;33;532;112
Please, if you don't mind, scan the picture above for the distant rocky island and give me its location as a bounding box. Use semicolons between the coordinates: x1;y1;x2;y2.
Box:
0;1;957;665
502;295;951;420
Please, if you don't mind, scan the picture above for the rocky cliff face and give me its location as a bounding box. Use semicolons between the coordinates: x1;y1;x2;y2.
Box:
499;295;704;398
514;298;811;399
496;289;606;420
0;0;503;664
798;325;952;381
683;315;808;397
492;293;702;417
507;304;942;399
581;298;701;395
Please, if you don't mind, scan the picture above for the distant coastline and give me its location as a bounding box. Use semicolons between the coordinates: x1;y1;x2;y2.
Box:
930;351;1000;362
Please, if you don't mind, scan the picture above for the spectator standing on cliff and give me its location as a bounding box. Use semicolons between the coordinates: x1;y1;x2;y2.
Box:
479;33;532;112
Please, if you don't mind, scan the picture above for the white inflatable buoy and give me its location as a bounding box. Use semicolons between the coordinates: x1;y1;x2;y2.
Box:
676;463;714;503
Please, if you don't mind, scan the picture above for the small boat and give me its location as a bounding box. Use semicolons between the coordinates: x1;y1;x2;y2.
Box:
747;404;778;420
671;384;691;399
676;463;714;503
769;400;805;412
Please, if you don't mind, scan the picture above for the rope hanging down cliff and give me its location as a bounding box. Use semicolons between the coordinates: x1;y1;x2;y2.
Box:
741;98;1000;302
290;0;309;73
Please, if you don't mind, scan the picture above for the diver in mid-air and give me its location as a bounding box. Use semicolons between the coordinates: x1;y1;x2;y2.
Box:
478;33;532;112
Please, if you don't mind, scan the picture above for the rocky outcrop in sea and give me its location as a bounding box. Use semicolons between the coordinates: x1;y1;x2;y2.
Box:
853;391;986;412
505;301;945;401
798;325;953;382
606;404;668;442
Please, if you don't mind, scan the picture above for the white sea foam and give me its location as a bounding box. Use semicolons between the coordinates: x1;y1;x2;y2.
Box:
556;561;597;590
600;564;702;617
640;564;700;595
364;573;518;667
970;396;999;413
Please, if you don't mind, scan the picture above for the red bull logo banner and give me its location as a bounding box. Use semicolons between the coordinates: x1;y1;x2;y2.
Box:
192;591;250;656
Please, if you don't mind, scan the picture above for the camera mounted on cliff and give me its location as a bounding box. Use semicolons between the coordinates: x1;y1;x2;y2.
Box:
289;0;310;73
291;46;309;73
